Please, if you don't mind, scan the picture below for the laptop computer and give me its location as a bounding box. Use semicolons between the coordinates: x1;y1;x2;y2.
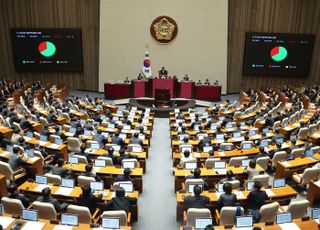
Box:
249;130;256;136
102;217;120;229
132;146;142;153
91;143;100;150
26;149;34;158
273;178;286;188
123;161;135;169
195;218;212;229
35;175;48;184
242;143;252;150
246;181;255;191
84;130;91;136
119;182;134;193
90;181;104;192
61;213;79;226
236;216;253;228
262;128;269;134
226;123;233;129
203;146;213;153
61;178;75;188
40;135;48;142
214;161;226;174
26;131;33;138
260;140;269;147
6;145;13;152
276;212;292;224
22;209;38;221
242;159;251;167
55;138;63;145
217;183;224;193
233;132;241;138
216;134;224;140
68;156;79;164
95;159;106;168
185;162;197;170
69;128;76;133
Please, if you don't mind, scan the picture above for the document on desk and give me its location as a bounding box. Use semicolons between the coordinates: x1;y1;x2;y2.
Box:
235;191;245;199
281;161;291;167
264;189;275;197
38;140;47;146
22;221;46;230
24;136;32;141
0;216;14;228
34;184;52;192
313;133;320;138
29;156;40;163
217;151;225;157
0;151;10;157
48;143;59;149
193;152;201;158
279;223;300;230
53;225;74;230
215;169;227;174
54;187;73;196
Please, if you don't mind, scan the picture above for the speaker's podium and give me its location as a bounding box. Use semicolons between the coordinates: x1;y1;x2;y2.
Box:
155;88;170;101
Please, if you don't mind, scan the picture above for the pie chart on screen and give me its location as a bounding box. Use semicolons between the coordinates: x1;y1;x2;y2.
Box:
38;41;56;57
270;46;287;62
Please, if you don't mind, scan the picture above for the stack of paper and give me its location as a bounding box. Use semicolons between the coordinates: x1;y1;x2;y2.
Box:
22;221;46;230
235;191;245;199
279;223;300;230
54;187;73;196
0;216;14;228
34;184;52;192
265;189;275;197
48;144;59;149
53;225;73;230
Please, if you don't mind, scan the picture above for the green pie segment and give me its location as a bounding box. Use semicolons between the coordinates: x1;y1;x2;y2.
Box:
38;41;56;57
270;46;287;62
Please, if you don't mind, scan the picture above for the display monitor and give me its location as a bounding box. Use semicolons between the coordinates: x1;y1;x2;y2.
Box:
35;175;47;184
61;213;79;226
22;209;38;221
195;218;212;229
102;217;120;229
61;178;75;188
243;32;315;76
11;28;83;72
236;216;253;228
273;178;286;188
276;212;292;224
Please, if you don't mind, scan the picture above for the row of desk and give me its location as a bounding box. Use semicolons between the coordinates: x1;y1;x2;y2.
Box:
104;79;221;101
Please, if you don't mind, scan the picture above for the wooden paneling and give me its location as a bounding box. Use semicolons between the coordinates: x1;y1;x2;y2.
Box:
0;0;100;91
228;0;320;93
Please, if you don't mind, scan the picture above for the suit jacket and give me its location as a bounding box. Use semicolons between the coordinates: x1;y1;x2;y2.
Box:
129;137;143;146
183;195;210;210
49;165;68;178
8;154;26;171
112;136;125;146
114;175;133;183
37;196;63;212
104;196;137;214
8;192;30;208
217;193;237;209
93;134;105;145
19;119;33;129
47;114;57;123
79;193;102;214
247;190;268;210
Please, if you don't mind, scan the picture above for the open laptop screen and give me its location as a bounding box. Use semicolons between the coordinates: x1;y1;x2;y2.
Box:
311;208;320;220
185;162;197;170
90;181;103;192
195;218;212;229
22;209;38;221
273;178;286;188
61;178;74;188
102;217;120;229
119;183;134;193
35;175;47;184
236;216;253;228
214;161;226;169
61;213;79;226
276;212;292;224
187;184;203;194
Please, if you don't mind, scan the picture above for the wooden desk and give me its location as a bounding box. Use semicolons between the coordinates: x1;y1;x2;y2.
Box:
275;154;320;178
0;149;43;175
307;180;320;206
0;174;8;197
176;185;297;221
174;165;264;192
0;126;13;139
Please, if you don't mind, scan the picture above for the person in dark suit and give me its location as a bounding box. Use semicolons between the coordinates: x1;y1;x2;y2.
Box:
218;170;236;184
137;73;144;80
46;158;68;178
8;147;27;171
271;128;285;144
19;117;33;130
129;132;143;146
185;168;208;189
0;134;12;149
111;132;125;146
37;187;68;212
246;181;268;222
158;66;168;78
104;187;137;214
54;127;66;139
216;182;237;210
7;184;30;208
40;125;50;137
102;147;118;165
81;164;102;182
78;185;103;214
114;168;133;183
93;130;106;146
74;144;91;163
183;185;210;210
47;110;57;123
198;136;211;151
116;149;135;165
121;115;131;126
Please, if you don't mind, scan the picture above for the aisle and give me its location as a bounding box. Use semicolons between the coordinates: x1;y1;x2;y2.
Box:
133;118;179;230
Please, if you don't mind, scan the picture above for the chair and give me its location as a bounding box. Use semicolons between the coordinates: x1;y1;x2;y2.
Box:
184;179;204;192
240;141;254;150
185;208;211;226
311;146;320;154
281;118;289;127
57;109;63;117
256;156;270;171
308;124;317;135
63;124;71;132
44;173;61;185
291;148;304;158
101;210;131;226
181;158;197;169
34;150;53;165
273;121;281;132
179;144;193;153
77;175;96;187
222;180;240;190
281;199;309;219
1;197;24;216
86;140;99;148
0;161;26;185
216;206;244;225
271;151;286;168
252;174;269;188
73;155;88;164
49;135;61;143
259;202;280;223
63;113;71;123
297;127;308;140
292;168;319;186
67;137;81;152
39;117;49;127
67;204;99;224
121;159;138;169
229;156;248;167
220;143;234;151
204;158;219;169
32;201;58;220
12;122;22;132
97;156;114;166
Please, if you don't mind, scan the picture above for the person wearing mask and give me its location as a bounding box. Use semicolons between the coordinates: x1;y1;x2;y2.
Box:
183;185;210;210
7;184;30;208
216;182;237;210
246;181;269;222
78;185;103;214
104;187;137;214
244;160;260;180
37;187;68;212
114;168;133;183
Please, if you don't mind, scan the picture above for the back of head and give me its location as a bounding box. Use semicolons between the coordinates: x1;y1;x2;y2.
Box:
183;136;189;143
205;225;214;230
133;132;139;138
193;185;202;196
226;170;234;179
249;160;256;169
124;168;131;177
13;146;20;154
108;147;114;154
85;164;93;173
193;168;201;178
223;182;232;194
254;181;262;191
116;187;125;198
57;158;65;167
8;184;18;194
81;185;91;196
183;150;190;158
41;187;51;198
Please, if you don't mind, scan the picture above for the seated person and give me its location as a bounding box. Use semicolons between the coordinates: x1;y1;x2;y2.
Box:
116;149;136;165
34;143;49;158
80;164;102;182
0;133;11;149
183;185;210;210
74;144;91;163
196;80;202;86
37;187;68;212
255;146;269;159
177;126;188;135
216;182;237;210
158;66;168;78
218;170;236;184
7;184;30;208
47;110;57;123
124;77;130;84
137;73;144;80
8;146;27;171
114;168;133;183
204;79;210;85
11;129;23;145
198;136;211;152
129;132;143;146
19;116;33;130
185;168;208;189
111;132;125;146
93;130;106;146
271;128;285;144
183;74;189;81
246;181;268;222
104;187;137;214
103;147;117;165
177;150;195;168
46;158;68;178
244;160;260;180
180;136;191;146
79;185;103;214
